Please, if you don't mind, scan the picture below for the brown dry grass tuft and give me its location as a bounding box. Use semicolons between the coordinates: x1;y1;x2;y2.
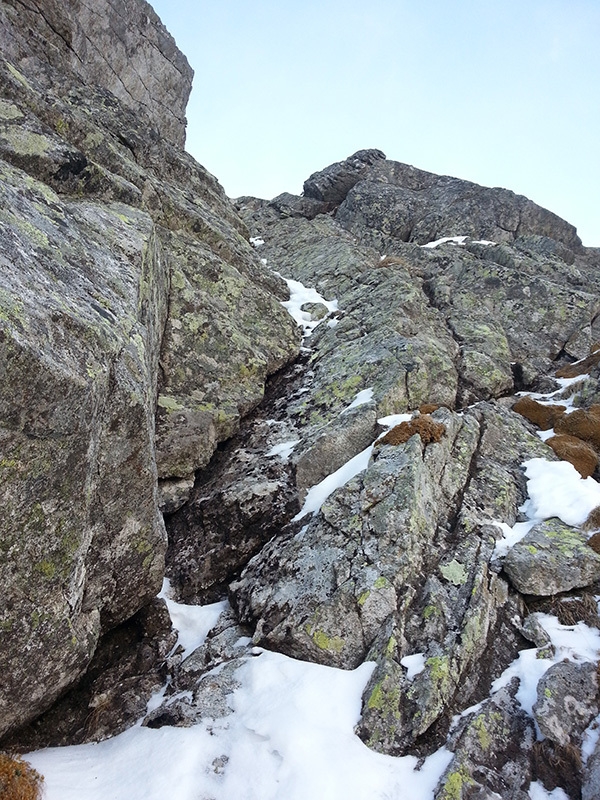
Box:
0;753;44;800
377;415;446;446
532;592;600;629
418;403;440;415
554;406;600;450
512;396;566;430
546;434;599;478
377;254;410;268
532;739;582;797
587;531;600;554
555;349;600;379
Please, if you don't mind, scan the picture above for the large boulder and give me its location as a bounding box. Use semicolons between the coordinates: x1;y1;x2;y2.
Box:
0;0;299;740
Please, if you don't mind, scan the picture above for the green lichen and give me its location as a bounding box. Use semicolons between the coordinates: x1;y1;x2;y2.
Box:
366;680;401;717
423;604;438;619
472;715;492;751
157;394;184;412
307;628;345;654
34;560;56;579
6;61;31;89
1;127;54;158
440;766;475;800
357;590;370;607
384;635;397;658
427;655;450;684
373;576;389;590
440;559;468;586
0;99;24;120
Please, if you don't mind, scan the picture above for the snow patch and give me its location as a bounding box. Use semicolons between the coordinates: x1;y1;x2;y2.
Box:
27;650;454;800
266;439;300;460
400;653;426;680
278;274;339;338
340;388;374;414
159;579;227;662
292;443;374;521
521;458;600;528
421;235;468;248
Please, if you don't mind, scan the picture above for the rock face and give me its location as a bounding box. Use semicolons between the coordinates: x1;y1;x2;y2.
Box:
0;0;192;147
2;4;600;798
0;0;299;739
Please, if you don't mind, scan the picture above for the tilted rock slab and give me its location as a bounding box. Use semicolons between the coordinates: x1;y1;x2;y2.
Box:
230;404;550;753
503;519;600;595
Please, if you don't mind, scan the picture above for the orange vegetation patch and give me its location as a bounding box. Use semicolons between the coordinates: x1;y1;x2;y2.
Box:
555;349;600;379
587;531;600;554
0;753;44;800
554;406;600;450
377;415;446;446
418;403;440;415
546;434;599;479
512;396;566;430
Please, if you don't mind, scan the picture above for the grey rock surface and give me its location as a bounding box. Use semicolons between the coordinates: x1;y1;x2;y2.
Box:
533;660;599;747
0;0;299;740
503;519;600;596
2;5;600;789
436;683;535;800
0;0;193;147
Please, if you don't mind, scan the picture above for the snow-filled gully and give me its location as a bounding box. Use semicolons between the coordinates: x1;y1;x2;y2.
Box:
26;270;600;800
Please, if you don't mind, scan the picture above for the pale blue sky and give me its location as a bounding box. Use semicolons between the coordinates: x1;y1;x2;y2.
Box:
151;0;599;246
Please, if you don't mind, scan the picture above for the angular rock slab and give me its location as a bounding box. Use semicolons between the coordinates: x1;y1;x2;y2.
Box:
435;683;535;800
533;660;599;747
503;519;600;595
230;408;480;670
0;164;167;738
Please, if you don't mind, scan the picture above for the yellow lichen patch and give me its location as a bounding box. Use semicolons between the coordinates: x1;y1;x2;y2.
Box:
0;752;44;800
377;415;446;446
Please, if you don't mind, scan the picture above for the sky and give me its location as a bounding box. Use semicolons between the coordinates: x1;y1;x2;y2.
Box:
150;0;600;246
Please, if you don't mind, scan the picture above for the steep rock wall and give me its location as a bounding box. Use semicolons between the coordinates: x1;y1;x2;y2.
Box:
0;0;192;147
0;0;299;739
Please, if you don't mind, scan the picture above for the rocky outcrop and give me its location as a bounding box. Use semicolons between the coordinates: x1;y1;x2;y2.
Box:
2;4;600;796
0;0;192;147
0;0;299;740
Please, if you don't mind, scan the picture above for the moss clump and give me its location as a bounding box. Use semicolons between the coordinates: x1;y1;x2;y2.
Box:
0;752;44;800
377;415;445;446
512;396;566;430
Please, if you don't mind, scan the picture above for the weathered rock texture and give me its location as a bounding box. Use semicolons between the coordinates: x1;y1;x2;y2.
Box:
2;6;600;797
0;0;298;740
0;0;193;147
